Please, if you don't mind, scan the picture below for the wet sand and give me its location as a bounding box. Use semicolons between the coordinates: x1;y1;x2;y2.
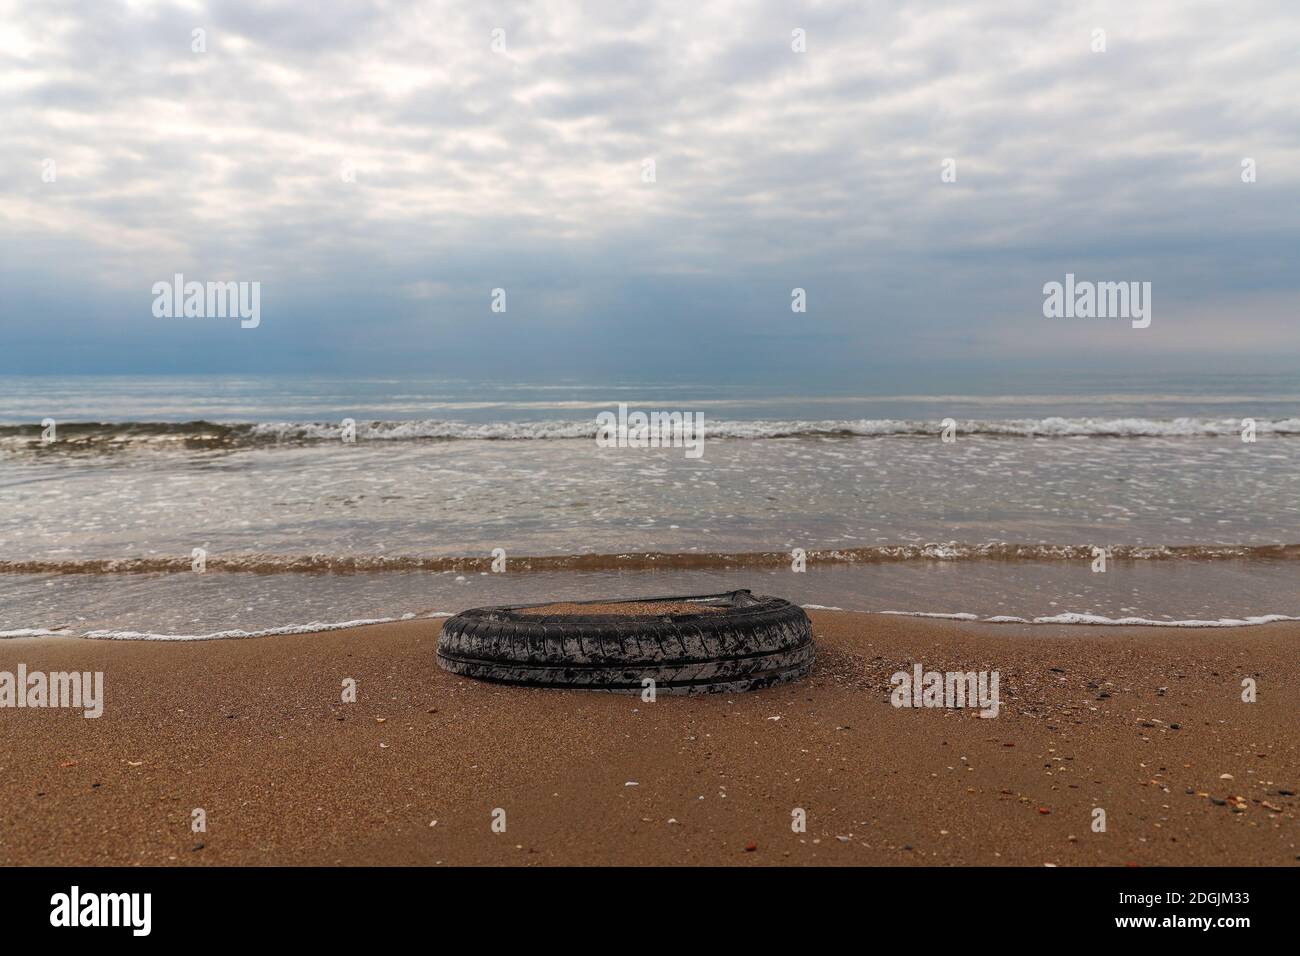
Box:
1;611;1296;866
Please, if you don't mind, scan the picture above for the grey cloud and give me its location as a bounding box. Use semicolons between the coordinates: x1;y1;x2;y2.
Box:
2;0;1299;377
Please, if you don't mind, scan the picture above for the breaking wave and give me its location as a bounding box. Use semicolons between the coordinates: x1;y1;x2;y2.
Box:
2;416;1299;450
880;610;1300;628
5;606;1295;641
0;612;456;642
2;543;1297;575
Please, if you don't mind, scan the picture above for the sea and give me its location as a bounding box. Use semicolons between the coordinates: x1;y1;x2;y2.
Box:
1;371;1297;639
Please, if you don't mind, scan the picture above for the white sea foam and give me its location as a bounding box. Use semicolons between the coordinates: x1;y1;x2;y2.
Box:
6;416;1299;449
247;416;1300;442
7;604;1297;641
54;612;455;642
881;610;1300;628
247;419;597;442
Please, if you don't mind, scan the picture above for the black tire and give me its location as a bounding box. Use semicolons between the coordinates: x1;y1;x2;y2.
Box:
436;589;814;694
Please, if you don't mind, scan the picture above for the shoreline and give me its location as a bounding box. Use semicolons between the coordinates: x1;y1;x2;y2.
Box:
4;605;1298;642
1;611;1296;866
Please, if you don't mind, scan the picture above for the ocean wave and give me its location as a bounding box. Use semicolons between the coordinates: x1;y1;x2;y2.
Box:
2;416;1298;449
2;543;1297;576
8;607;1294;641
880;610;1300;628
0;611;459;642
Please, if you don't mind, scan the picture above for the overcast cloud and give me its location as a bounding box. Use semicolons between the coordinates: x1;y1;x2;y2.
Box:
3;0;1298;379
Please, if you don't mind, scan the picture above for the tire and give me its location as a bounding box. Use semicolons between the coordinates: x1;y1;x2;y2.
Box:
436;589;815;694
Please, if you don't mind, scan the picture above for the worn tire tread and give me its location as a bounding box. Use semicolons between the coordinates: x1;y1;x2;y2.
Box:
436;590;814;694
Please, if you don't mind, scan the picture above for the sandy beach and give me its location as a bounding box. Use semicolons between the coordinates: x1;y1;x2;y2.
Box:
1;610;1295;867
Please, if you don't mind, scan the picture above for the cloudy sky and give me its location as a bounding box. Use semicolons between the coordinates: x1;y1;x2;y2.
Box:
3;0;1298;381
